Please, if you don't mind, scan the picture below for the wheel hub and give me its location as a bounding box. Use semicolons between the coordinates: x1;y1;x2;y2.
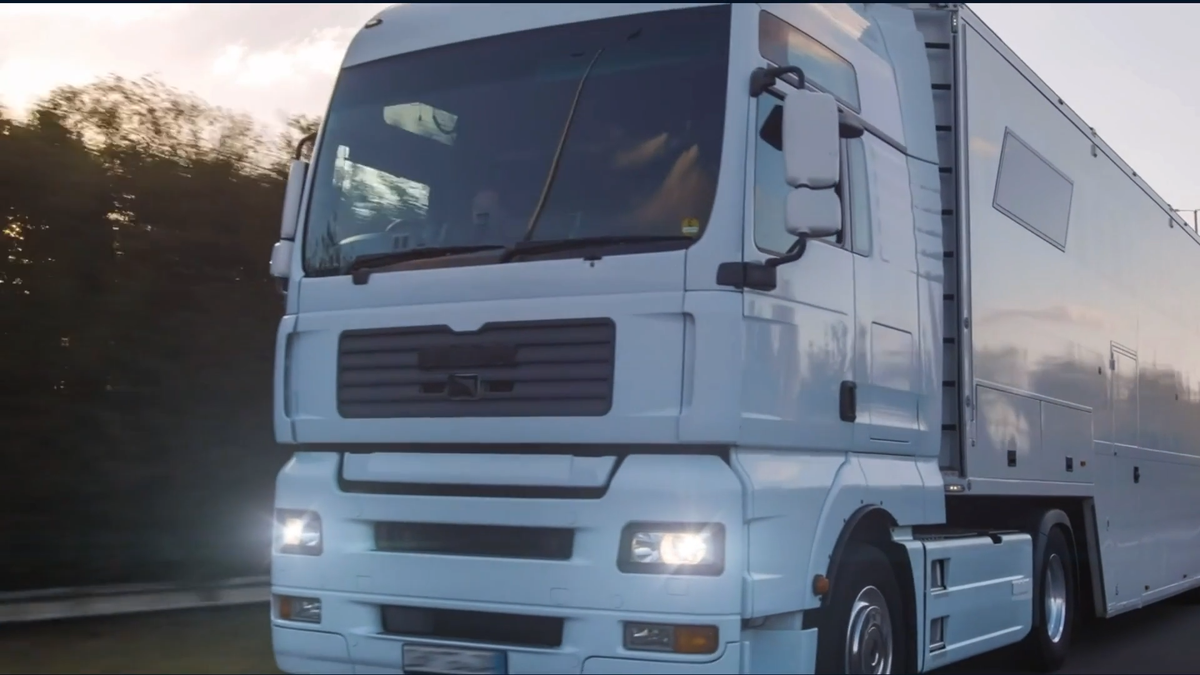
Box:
845;585;894;674
1044;552;1068;643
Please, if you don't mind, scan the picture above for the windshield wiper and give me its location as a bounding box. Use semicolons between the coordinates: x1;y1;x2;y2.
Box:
347;244;505;285
518;46;606;248
501;235;694;262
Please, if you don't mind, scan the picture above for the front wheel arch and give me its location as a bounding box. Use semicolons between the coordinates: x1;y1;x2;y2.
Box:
814;541;910;674
808;506;917;673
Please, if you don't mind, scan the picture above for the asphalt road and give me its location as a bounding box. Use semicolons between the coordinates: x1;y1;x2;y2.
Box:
4;596;1199;674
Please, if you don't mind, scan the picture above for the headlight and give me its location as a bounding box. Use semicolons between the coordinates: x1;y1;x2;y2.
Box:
618;523;724;576
275;509;322;555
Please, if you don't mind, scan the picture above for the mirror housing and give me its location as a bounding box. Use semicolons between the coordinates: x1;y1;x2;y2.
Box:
270;240;294;279
783;89;840;190
785;187;842;240
279;159;308;241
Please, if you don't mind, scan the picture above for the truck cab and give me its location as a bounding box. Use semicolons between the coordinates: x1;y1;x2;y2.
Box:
268;4;1044;673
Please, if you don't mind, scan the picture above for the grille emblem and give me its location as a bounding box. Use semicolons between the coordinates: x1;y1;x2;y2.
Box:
446;374;481;400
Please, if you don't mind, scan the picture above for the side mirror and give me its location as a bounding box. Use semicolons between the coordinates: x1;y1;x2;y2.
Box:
785;187;841;240
783;89;840;190
270;240;294;279
279;159;308;240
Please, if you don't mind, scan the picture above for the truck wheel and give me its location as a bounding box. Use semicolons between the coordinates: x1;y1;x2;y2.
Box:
1023;526;1074;672
816;542;908;674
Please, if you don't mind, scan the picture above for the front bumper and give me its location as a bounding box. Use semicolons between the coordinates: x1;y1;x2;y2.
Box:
272;451;760;673
272;589;745;674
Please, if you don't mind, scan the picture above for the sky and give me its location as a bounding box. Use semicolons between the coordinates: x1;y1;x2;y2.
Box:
0;3;389;128
2;2;1199;211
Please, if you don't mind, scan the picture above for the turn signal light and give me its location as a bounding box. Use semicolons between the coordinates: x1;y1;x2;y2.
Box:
623;622;718;655
276;594;322;624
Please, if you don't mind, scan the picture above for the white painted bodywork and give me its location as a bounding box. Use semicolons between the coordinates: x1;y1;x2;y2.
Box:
266;2;1196;673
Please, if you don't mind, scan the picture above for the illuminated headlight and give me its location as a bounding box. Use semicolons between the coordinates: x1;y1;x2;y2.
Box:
618;523;724;576
275;509;322;555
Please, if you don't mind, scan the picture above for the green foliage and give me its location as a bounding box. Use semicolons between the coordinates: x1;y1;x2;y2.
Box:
0;75;313;590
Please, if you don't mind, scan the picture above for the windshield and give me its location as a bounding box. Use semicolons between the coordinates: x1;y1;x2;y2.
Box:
302;5;731;276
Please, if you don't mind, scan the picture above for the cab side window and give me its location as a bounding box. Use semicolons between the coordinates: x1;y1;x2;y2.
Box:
752;94;871;256
846;133;871;256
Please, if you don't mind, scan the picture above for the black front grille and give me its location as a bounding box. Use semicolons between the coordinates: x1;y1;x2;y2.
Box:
337;318;616;418
382;605;564;648
375;522;574;560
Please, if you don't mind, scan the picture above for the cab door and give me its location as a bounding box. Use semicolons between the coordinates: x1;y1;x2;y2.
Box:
739;88;857;452
850;136;922;451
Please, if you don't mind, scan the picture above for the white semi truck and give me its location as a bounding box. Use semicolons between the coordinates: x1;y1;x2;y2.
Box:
267;3;1200;673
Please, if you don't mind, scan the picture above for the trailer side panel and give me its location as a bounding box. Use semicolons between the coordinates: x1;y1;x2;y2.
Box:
960;13;1200;614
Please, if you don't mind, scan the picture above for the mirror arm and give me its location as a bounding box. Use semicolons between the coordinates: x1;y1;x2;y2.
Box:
294;131;317;161
765;234;809;268
715;235;810;292
750;65;806;98
838;110;866;140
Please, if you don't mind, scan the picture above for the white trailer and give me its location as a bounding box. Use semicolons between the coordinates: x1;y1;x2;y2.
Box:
925;0;1200;616
266;3;1200;673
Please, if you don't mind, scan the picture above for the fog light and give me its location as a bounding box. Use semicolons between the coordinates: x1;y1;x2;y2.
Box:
277;595;322;624
623;622;718;655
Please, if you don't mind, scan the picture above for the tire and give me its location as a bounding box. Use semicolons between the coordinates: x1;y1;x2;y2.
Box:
816;542;909;675
1022;525;1075;672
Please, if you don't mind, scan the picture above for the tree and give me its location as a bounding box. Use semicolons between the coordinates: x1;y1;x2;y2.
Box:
0;74;317;590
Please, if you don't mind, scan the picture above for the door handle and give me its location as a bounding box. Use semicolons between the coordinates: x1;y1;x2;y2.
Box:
839;381;857;423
